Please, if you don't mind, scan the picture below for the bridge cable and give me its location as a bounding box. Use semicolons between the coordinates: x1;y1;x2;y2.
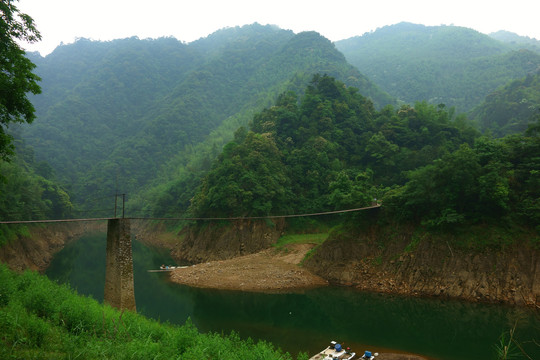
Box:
0;204;380;224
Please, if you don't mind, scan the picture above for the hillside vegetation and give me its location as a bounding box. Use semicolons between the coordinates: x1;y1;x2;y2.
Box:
489;30;540;52
0;263;300;359
187;75;469;217
14;23;540;223
470;70;540;136
186;75;539;236
336;22;540;113
20;24;392;216
0;133;73;246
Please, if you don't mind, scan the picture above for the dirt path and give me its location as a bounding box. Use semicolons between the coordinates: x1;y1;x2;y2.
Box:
170;243;328;292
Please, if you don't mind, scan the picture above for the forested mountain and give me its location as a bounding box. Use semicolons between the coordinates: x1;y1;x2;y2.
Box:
16;22;538;222
0;140;72;221
188;75;478;218
23;36;200;211
335;22;540;113
489;30;540;53
189;75;539;231
0;130;73;243
20;24;393;216
470;70;540;136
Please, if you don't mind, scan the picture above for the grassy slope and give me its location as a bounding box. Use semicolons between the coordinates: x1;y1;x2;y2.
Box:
0;263;303;360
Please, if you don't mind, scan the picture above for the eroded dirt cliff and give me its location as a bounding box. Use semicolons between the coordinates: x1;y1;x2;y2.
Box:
171;219;286;263
0;222;106;272
303;225;540;307
147;219;540;306
6;219;538;307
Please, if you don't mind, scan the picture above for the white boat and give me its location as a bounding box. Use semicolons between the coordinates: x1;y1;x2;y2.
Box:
147;265;189;272
309;341;356;360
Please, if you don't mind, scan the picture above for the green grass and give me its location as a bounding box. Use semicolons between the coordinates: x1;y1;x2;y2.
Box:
272;233;329;266
0;263;300;360
273;233;328;249
437;223;538;251
0;225;29;248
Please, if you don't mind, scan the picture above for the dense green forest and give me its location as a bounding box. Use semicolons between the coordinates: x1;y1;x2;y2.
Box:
185;75;539;234
0;133;72;218
2;15;540;359
0;132;73;245
335;22;540;113
470;70;540;136
2;22;537;232
489;30;540;52
0;263;301;359
20;24;392;217
186;74;473;217
384;125;540;231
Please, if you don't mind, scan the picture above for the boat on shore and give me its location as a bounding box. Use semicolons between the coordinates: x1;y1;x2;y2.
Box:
147;265;188;272
309;341;356;360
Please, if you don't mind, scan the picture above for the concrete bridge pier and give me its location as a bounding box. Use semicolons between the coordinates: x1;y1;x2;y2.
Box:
104;218;136;312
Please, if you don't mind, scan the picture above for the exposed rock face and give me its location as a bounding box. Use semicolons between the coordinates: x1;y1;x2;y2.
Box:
0;222;106;273
3;220;538;307
172;219;286;264
303;227;540;307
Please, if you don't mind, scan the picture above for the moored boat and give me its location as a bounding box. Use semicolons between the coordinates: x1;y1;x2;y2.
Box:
309;341;356;360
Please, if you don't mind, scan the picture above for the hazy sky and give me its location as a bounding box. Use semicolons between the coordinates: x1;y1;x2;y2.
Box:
16;0;540;56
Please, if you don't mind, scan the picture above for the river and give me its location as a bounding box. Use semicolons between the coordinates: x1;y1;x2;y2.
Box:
45;232;540;359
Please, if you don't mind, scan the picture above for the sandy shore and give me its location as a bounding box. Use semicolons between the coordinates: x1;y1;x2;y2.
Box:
170;243;328;292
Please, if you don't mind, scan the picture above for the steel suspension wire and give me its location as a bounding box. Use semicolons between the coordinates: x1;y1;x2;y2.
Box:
0;204;381;224
0;218;113;224
129;204;381;222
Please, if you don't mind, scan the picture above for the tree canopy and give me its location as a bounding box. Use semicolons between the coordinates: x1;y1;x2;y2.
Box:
384;127;540;230
336;22;540;113
470;70;540;137
185;75;538;233
0;0;41;162
20;26;393;217
188;75;480;221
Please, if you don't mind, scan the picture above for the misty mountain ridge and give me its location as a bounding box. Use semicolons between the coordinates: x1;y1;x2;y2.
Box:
21;24;392;213
14;22;540;217
489;30;540;52
335;22;540;113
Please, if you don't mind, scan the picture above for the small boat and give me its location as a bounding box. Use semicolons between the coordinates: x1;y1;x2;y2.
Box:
309;341;356;360
360;351;378;359
147;265;189;272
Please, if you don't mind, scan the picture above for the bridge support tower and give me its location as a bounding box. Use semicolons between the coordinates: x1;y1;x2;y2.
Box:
104;218;136;312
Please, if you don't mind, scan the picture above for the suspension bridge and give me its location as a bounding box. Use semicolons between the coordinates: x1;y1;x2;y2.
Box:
0;199;380;313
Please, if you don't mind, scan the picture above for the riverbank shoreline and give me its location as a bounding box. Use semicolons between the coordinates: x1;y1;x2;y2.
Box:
169;243;328;292
167;244;431;360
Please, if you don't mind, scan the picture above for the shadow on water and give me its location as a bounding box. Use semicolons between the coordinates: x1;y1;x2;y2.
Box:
46;232;540;360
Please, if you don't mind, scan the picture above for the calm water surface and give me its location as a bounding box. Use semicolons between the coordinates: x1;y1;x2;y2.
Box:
46;232;540;360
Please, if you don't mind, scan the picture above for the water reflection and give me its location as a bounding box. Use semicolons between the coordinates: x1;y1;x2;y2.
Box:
46;232;540;360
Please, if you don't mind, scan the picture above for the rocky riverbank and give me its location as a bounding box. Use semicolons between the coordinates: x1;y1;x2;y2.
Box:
302;227;540;307
4;219;538;308
0;221;105;272
167;221;539;307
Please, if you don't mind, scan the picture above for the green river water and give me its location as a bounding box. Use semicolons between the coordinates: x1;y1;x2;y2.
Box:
45;232;539;360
